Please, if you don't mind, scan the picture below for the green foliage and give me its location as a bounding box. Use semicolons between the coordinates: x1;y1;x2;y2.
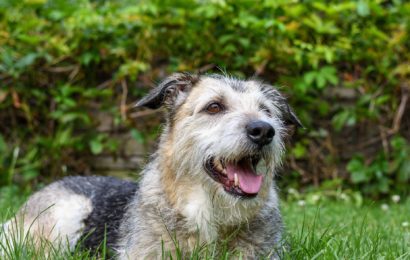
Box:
0;0;409;196
347;136;410;196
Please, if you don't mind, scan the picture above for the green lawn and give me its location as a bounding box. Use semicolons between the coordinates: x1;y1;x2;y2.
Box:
282;199;409;259
1;186;409;259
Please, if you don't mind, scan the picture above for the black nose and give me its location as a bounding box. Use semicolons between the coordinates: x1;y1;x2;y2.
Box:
246;120;275;146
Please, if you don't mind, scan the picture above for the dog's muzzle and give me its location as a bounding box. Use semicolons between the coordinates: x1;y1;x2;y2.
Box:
204;156;264;198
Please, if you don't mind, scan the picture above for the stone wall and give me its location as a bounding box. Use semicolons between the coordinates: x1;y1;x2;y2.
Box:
87;110;161;179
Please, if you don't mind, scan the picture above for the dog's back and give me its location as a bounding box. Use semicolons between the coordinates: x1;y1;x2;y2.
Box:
1;176;137;252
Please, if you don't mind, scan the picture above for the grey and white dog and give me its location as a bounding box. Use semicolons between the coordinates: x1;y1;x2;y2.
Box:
1;73;302;259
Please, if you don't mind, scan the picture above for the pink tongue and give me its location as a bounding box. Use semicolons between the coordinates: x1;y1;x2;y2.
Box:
226;162;263;194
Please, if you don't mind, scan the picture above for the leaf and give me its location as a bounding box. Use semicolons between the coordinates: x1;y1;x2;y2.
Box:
292;143;307;159
90;139;103;155
398;161;410;181
347;158;363;172
347;158;369;183
316;75;326;89
238;38;250;48
116;61;149;80
321;66;338;85
374;95;389;105
24;0;47;4
56;128;72;146
0;134;6;153
332;110;350;131
22;170;39;181
295;79;308;93
131;129;145;144
15;53;38;69
303;71;317;85
390;136;406;150
377;177;389;193
80;52;95;66
61;113;91;124
48;10;65;21
351;170;368;183
357;1;370;17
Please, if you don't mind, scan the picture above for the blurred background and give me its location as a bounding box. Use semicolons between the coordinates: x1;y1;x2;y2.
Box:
0;0;409;201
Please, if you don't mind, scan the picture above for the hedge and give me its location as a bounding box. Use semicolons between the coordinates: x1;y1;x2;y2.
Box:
0;0;409;197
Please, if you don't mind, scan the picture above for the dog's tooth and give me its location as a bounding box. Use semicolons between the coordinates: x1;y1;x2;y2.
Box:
234;173;239;187
221;168;227;175
215;160;224;172
215;160;221;168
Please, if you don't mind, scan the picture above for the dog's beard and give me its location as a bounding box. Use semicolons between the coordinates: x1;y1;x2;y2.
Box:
205;155;278;226
165;134;283;227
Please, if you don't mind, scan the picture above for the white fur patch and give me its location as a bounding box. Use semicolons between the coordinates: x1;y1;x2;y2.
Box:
0;187;92;254
180;185;216;243
50;194;93;249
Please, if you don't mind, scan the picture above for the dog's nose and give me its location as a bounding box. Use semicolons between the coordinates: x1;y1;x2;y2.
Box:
246;120;275;146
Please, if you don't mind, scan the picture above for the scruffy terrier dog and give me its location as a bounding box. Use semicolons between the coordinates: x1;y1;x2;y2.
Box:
1;73;302;259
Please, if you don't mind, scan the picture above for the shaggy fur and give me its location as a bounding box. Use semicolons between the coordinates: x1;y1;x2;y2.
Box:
1;73;302;259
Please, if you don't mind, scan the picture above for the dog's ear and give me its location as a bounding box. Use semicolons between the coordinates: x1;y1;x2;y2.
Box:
281;102;303;128
260;84;304;129
136;73;199;109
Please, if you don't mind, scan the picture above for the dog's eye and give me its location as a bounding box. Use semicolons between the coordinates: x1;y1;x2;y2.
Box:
260;105;272;117
206;102;224;114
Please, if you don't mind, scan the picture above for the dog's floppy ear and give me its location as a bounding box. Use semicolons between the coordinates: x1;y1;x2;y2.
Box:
136;72;199;109
281;102;303;128
260;84;304;128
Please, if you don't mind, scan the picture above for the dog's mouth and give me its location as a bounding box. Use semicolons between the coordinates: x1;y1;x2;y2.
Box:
205;156;264;198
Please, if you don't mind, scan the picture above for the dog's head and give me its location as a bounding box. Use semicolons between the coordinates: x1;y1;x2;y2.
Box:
136;73;302;200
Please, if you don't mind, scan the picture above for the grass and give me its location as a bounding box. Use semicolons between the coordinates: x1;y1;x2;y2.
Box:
1;185;409;259
281;199;409;259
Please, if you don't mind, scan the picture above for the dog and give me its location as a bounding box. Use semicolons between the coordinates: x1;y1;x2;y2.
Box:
1;73;302;259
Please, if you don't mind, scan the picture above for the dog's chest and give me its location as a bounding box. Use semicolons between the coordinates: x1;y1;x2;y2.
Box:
179;185;217;242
